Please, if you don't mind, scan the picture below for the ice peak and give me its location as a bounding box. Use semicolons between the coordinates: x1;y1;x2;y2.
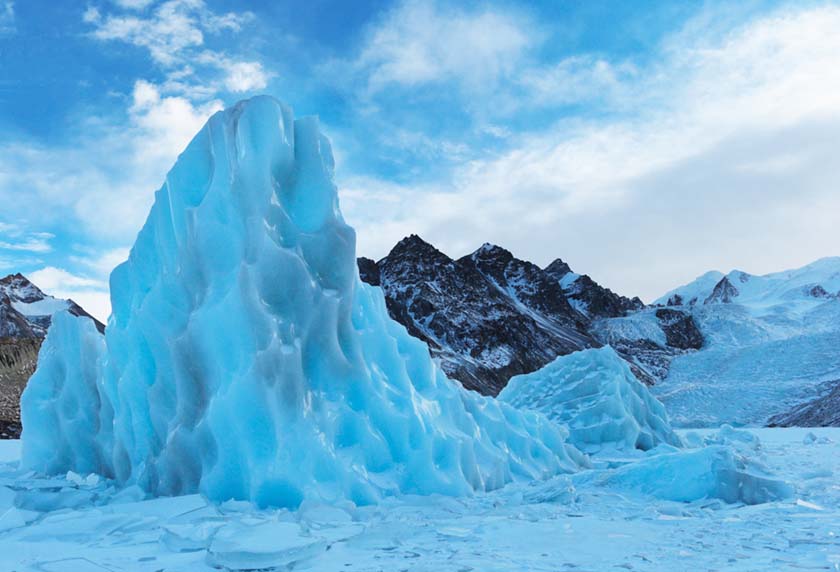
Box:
23;96;584;508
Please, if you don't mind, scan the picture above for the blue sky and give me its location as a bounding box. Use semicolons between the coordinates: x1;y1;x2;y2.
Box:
1;0;839;320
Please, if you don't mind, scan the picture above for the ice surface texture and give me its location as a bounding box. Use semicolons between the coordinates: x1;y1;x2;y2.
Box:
21;97;585;507
21;312;109;475
499;346;681;453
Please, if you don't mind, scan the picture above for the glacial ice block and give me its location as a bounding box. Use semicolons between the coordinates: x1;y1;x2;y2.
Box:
21;311;110;476
21;96;586;507
499;346;681;453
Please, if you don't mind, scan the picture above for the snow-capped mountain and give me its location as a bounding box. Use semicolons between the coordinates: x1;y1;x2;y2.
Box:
0;273;104;438
652;257;840;427
359;236;701;395
0;273;104;336
656;257;840;307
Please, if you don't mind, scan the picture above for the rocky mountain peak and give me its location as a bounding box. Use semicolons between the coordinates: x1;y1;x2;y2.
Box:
0;273;46;304
705;276;739;304
544;258;573;280
357;257;380;286
390;234;445;258
471;243;513;261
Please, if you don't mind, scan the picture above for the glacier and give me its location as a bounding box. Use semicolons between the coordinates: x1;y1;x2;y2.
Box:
20;96;586;508
651;259;840;426
499;346;681;453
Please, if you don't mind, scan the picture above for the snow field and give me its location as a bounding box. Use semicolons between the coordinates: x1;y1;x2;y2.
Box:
0;428;834;571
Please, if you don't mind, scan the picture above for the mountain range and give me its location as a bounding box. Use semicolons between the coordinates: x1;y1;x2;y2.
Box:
358;235;701;395
2;245;838;436
649;257;840;427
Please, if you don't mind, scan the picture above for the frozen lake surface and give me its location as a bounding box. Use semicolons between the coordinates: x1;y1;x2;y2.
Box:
1;427;838;571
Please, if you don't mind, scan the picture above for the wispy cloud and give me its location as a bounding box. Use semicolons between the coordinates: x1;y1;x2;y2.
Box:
0;1;14;36
84;0;268;96
28;266;111;322
0;0;267;314
344;3;840;299
0;223;53;253
353;0;533;93
0;82;221;240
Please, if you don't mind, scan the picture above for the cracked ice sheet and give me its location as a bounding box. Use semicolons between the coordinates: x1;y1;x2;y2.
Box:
0;428;839;571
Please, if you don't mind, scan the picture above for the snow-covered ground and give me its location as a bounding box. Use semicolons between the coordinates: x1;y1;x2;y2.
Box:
1;428;837;571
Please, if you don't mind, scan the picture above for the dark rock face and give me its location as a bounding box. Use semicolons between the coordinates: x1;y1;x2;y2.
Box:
563;274;644;319
359;236;702;395
705;276;739;304
366;236;594;395
768;379;840;427
0;273;105;438
463;244;585;330
544;258;572;280
0;294;38;338
0;337;41;438
545;259;643;320
807;285;833;299
655;309;704;350
357;257;380;286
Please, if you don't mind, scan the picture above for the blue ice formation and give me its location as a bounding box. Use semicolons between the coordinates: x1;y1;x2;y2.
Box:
596;443;793;504
21;97;586;507
499;346;681;453
21;311;110;475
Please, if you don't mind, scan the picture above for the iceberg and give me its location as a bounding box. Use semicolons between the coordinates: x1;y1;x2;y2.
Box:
499;346;681;453
21;96;586;508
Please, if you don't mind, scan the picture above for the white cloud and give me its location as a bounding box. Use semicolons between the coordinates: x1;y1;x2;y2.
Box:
88;1;204;66
0;223;53;253
39;249;130;322
128;79;223;165
219;60;269;92
87;0;250;67
0;236;53;253
345;5;840;300
515;56;636;109
29;266;104;290
71;247;130;278
112;0;156;10
29;267;111;322
0;79;222;241
194;52;270;92
354;0;533;92
85;0;263;96
0;1;14;35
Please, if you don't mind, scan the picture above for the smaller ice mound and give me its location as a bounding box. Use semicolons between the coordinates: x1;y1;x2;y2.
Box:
597;444;793;505
499;346;681;453
21;312;111;476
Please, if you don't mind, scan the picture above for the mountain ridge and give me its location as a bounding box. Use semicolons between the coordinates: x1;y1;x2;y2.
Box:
359;235;701;395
